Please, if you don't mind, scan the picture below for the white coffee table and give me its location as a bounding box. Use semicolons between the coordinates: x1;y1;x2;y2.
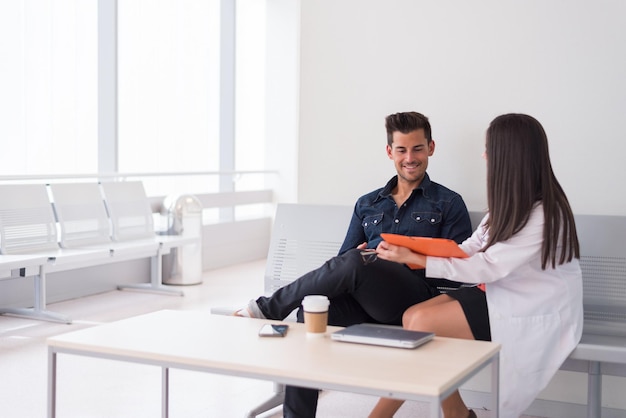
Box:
47;310;500;417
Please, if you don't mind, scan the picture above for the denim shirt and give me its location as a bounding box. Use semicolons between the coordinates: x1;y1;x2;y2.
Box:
338;173;472;255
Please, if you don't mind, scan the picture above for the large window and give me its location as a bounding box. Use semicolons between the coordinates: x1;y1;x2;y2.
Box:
118;0;267;198
118;0;221;195
0;1;98;176
235;0;266;190
1;0;268;201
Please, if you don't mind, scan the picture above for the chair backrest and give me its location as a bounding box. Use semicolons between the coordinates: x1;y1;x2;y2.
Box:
100;181;156;242
264;203;353;294
469;210;486;230
264;206;487;295
471;211;626;337
0;184;60;254
49;183;112;248
575;214;626;337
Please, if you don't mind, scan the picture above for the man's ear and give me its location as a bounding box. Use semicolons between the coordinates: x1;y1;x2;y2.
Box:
386;144;393;159
428;140;436;156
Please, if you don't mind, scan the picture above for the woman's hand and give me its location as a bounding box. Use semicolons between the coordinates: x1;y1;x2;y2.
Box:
376;240;427;269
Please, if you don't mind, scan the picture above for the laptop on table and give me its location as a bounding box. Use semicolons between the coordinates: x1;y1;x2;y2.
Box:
331;323;434;349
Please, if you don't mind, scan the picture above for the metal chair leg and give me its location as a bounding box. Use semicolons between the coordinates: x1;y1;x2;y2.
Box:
245;382;285;418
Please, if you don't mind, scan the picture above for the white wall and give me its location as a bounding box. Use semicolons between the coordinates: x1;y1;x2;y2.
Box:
297;0;626;217
291;0;626;414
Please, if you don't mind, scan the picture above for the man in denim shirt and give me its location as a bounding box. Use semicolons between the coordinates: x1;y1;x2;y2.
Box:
237;112;472;417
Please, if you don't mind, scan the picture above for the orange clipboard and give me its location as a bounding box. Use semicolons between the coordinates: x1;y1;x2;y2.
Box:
380;233;468;258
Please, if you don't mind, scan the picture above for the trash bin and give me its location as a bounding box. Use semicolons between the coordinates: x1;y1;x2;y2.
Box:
161;194;203;285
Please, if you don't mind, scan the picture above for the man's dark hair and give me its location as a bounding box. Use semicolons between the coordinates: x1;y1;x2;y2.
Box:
385;112;432;146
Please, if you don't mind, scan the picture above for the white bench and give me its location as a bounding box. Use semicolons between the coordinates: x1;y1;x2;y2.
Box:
0;184;112;323
0;254;53;320
255;205;626;418
0;181;200;324
99;181;196;294
238;203;353;418
564;214;626;418
467;212;626;417
264;203;353;294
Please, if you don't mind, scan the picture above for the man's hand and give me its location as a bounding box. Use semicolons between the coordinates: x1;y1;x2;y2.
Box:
356;242;368;250
375;240;426;269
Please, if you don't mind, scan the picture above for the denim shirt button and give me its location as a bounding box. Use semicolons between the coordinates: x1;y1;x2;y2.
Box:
431;218;436;223
416;216;421;220
373;220;378;224
394;219;399;224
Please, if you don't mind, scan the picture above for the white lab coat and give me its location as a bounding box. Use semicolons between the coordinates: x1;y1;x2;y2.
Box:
426;205;583;418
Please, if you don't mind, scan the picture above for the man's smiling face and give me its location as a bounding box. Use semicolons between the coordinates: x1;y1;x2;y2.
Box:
386;129;435;188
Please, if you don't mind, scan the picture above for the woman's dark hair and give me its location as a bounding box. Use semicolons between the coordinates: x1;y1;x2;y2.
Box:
385;112;432;146
483;113;579;269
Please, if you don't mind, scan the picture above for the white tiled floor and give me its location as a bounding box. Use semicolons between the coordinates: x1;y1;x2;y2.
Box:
0;260;542;418
1;260;274;418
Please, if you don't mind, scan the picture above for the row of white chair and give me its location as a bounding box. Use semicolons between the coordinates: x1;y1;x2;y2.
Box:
0;181;198;324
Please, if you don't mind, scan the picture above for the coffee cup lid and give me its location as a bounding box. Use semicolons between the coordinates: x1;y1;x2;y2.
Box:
302;295;329;312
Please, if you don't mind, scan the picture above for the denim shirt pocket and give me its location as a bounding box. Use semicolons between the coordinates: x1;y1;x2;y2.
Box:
362;213;384;231
411;211;442;226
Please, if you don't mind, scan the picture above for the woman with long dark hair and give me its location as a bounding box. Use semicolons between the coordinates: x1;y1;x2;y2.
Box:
369;114;583;418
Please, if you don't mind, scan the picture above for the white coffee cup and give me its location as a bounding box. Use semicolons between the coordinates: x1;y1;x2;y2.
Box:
302;295;330;337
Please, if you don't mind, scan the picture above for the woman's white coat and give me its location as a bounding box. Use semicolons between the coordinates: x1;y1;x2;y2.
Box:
426;205;583;418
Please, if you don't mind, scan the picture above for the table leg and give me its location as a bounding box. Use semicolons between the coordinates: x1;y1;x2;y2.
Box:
430;398;442;417
491;352;500;418
162;367;169;418
47;348;57;418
